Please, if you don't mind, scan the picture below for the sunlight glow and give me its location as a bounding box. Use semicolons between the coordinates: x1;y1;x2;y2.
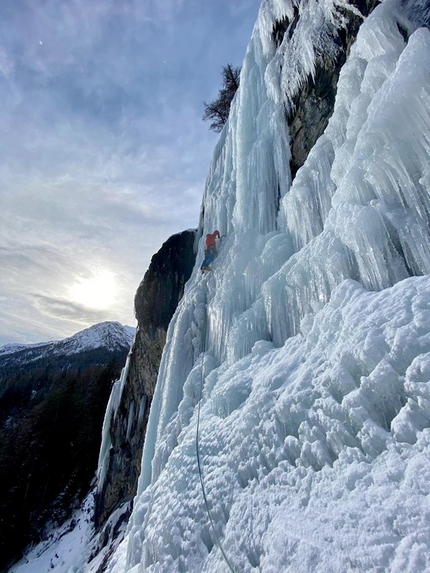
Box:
69;271;117;310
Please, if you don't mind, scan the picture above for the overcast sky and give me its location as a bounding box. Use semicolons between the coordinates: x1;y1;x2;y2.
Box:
0;0;261;345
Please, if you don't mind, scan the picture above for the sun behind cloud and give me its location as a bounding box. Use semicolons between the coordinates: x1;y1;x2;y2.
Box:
69;271;117;310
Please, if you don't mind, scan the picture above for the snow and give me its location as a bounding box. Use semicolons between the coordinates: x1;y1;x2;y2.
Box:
9;491;130;573
10;492;96;573
0;341;51;356
55;321;135;355
26;0;430;571
97;1;430;571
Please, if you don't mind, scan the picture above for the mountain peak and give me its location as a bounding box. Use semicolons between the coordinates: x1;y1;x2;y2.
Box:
63;321;135;354
0;321;135;366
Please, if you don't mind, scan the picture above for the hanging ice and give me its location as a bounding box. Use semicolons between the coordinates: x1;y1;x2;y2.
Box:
99;0;430;572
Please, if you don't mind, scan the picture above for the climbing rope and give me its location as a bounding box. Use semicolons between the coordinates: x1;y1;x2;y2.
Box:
195;282;238;573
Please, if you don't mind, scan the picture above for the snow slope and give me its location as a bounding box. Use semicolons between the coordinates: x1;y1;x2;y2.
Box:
10;493;96;573
96;0;430;572
10;491;130;573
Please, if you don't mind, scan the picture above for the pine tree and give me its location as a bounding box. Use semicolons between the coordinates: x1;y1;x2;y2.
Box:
203;64;241;132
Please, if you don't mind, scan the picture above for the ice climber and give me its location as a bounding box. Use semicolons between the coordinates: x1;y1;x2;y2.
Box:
201;230;220;273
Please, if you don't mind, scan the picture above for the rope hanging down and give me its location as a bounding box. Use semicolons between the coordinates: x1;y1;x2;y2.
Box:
195;283;238;573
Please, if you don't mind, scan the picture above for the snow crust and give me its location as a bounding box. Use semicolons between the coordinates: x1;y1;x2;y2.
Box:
90;0;430;572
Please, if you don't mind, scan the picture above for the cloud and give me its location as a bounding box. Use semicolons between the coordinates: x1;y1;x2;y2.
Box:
0;308;60;346
0;0;260;344
34;294;108;323
0;47;13;78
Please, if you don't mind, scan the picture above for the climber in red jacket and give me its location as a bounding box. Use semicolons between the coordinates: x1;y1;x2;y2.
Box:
201;230;221;273
205;230;220;249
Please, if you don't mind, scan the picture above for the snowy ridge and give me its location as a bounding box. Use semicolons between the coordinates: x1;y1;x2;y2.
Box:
95;1;430;572
55;321;135;356
0;321;134;366
0;341;47;356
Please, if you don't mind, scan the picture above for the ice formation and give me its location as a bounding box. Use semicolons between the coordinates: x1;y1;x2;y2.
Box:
98;0;430;572
97;353;132;493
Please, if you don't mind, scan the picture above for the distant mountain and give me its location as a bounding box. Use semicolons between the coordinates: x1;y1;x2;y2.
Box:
0;321;134;365
0;321;134;571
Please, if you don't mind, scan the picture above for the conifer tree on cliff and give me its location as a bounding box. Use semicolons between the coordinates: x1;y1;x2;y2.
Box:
203;64;241;132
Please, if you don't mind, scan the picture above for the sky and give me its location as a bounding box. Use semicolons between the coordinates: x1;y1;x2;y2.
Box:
0;0;261;346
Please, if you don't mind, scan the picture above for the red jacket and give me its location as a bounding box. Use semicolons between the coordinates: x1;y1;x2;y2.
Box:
205;230;220;249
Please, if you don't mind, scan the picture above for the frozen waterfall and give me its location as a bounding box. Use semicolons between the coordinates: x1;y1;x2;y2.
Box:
102;1;430;572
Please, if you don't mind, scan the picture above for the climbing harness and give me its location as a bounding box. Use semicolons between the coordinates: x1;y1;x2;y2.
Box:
195;281;238;573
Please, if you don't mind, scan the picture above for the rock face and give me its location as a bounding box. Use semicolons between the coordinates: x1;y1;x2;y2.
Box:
94;229;196;529
283;0;381;177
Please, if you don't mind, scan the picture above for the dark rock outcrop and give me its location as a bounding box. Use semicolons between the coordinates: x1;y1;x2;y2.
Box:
280;0;381;178
94;230;196;530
